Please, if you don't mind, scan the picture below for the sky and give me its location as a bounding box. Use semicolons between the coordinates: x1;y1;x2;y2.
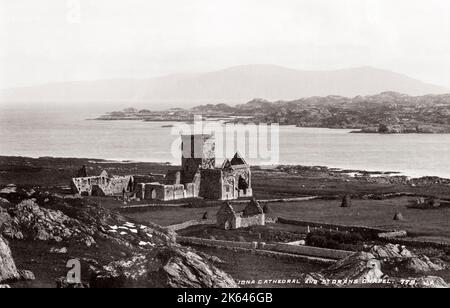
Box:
1;0;450;90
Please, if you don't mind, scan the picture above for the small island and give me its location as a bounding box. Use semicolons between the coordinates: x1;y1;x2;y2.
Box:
95;92;450;134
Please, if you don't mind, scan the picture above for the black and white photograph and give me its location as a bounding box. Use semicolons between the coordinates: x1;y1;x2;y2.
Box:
0;0;449;293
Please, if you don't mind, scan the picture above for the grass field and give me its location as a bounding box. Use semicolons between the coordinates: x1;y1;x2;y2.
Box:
269;197;450;244
1;156;448;244
125;196;450;244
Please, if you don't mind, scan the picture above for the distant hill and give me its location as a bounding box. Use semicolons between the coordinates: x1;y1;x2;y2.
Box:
96;91;450;134
1;65;447;107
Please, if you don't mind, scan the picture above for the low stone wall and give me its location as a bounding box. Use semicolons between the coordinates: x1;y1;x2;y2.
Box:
387;237;450;250
378;231;408;240
277;217;392;238
178;236;256;250
262;243;353;260
177;236;353;260
167;219;216;232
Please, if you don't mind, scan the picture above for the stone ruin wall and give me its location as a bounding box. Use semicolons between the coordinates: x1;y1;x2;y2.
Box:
71;175;131;196
138;182;198;201
103;176;132;195
199;169;224;200
238;213;266;228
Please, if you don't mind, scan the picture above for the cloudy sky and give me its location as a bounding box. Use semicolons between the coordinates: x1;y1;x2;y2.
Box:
1;0;449;90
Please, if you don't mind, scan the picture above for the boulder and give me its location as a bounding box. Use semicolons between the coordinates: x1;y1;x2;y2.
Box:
0;235;20;283
19;270;35;281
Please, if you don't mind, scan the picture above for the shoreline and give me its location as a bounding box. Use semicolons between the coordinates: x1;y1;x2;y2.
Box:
92;117;450;135
1;154;449;182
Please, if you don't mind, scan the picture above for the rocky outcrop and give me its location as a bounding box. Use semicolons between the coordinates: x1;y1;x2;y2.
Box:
1;200;95;246
370;244;413;259
321;252;383;281
405;256;447;273
90;246;238;288
0;235;20;283
1;194;176;249
1;191;239;288
305;244;448;288
370;244;447;273
0;185;17;195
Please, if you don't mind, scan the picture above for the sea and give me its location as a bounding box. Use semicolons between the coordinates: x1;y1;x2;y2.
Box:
1;104;450;179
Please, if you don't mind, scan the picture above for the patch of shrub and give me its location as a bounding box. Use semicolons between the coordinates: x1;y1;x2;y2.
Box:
306;229;364;251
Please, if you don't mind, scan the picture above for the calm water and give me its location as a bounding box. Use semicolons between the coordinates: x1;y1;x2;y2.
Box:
1;106;450;178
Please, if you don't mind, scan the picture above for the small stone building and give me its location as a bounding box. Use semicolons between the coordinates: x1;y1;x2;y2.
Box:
216;199;265;230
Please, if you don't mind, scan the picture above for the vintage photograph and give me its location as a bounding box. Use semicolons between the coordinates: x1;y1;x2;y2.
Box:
0;0;449;292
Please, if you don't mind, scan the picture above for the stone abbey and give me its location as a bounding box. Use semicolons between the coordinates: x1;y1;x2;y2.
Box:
71;134;252;201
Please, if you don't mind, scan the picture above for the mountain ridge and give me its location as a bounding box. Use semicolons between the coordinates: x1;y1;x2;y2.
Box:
1;65;448;107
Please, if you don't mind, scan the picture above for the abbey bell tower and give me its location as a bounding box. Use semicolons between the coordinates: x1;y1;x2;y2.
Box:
181;134;216;175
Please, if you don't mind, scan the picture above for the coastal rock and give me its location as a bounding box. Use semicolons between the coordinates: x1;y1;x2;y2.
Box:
0;235;20;283
0;284;11;288
90;246;238;288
